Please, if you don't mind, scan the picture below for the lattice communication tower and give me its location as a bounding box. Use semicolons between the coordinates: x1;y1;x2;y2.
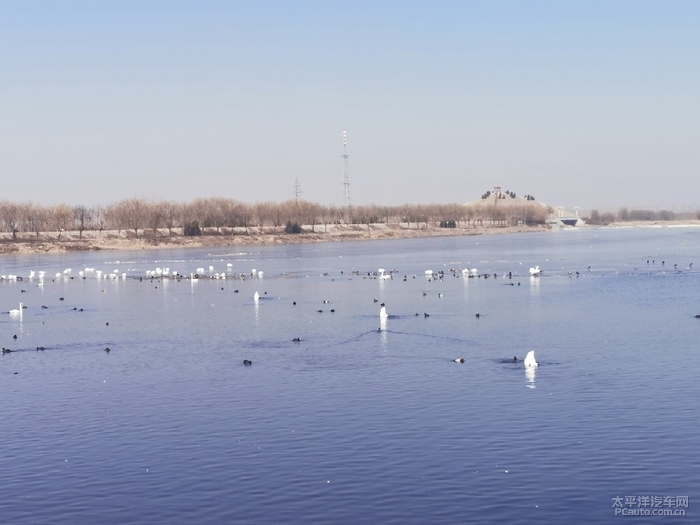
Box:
341;130;350;209
293;177;303;203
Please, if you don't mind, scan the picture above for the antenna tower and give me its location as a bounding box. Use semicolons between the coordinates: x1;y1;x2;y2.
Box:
293;177;303;203
341;130;350;208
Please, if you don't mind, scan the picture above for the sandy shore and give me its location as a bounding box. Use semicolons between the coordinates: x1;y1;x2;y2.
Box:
4;220;699;256
0;223;550;255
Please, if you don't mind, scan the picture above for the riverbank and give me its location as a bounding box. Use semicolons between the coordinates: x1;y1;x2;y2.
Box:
0;223;550;255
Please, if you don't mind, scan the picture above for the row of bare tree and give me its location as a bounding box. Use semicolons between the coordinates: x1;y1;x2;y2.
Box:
0;198;551;239
585;208;700;226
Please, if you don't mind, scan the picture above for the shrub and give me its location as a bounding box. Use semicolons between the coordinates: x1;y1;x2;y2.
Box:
285;221;302;234
184;221;202;236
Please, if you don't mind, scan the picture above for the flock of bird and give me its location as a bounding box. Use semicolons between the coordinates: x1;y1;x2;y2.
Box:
4;259;697;369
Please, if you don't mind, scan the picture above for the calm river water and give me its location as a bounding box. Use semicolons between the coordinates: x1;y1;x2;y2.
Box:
1;226;699;524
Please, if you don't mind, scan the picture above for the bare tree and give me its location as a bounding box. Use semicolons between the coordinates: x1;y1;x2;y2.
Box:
271;202;286;232
26;203;47;238
148;202;165;239
73;205;91;239
48;204;73;240
121;199;148;237
212;198;233;233
161;201;179;236
0;201;24;240
106;203;128;238
91;205;106;236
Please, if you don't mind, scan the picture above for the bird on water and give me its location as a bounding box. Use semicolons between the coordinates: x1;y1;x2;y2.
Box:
524;351;539;368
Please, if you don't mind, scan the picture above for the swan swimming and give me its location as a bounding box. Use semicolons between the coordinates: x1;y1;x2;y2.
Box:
379;306;388;319
524;350;539;368
9;303;23;315
254;291;260;301
529;266;541;276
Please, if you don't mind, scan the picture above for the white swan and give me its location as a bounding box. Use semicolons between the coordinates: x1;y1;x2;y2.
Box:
378;268;391;280
9;303;23;315
471;268;478;275
424;270;433;275
529;266;541;276
254;291;260;301
524;350;539;368
379;306;388;319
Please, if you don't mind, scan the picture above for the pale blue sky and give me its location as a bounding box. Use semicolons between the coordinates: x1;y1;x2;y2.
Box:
1;1;698;209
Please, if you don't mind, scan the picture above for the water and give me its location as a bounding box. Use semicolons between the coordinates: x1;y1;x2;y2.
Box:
1;227;699;524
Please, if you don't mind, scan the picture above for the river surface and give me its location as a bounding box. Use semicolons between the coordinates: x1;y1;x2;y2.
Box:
1;226;699;524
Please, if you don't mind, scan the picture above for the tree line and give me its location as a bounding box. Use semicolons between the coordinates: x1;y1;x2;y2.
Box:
0;198;553;240
585;207;700;226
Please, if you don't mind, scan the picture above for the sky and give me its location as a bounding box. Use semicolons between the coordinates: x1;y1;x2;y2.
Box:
1;1;698;210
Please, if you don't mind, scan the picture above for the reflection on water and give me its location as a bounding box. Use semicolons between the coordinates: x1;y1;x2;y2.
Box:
379;317;388;348
525;366;536;388
529;275;540;295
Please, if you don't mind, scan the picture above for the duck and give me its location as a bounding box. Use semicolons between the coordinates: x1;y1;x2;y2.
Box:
453;358;464;363
243;359;252;366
